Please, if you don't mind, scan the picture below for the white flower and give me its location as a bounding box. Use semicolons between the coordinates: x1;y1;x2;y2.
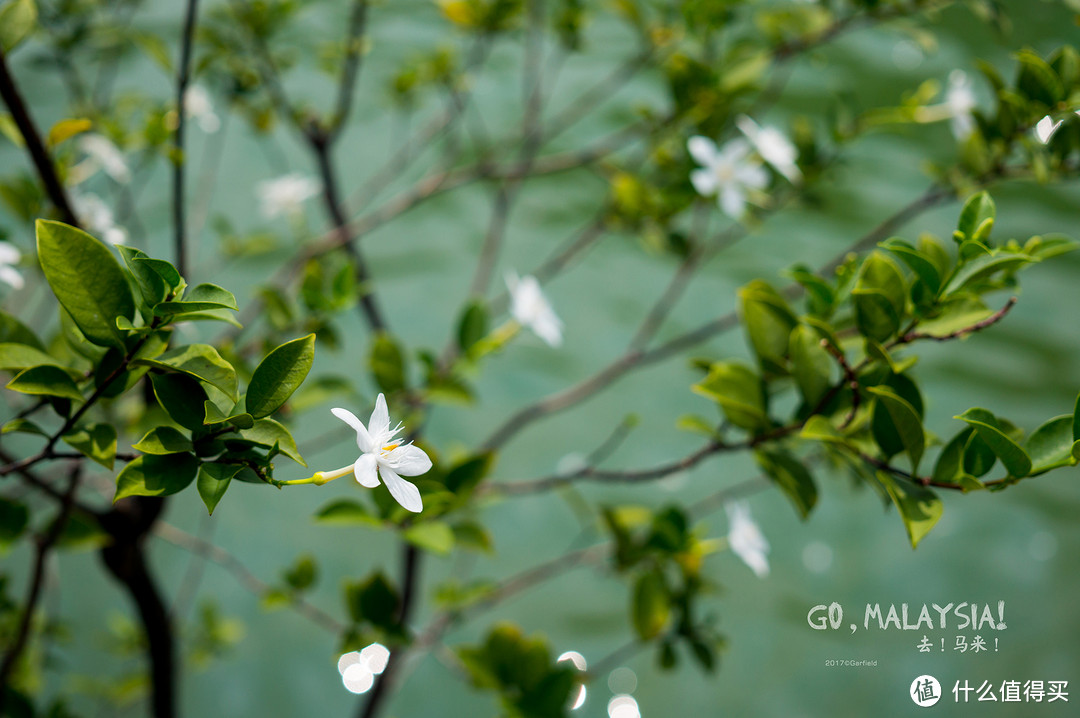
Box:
736;115;801;183
184;85;221;134
945;70;977;140
687;136;768;219
726;501;769;578
505;271;563;347
77;134;131;184
321;394;431;513
72;192;127;246
0;242;24;290
256;173;321;220
1034;111;1079;144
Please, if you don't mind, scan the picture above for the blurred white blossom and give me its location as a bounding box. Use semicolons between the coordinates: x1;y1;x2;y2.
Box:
506;271;563;347
256;173;320;220
736;115;801;183
76;134;131;184
945;70;977;140
726;501;770;578
687;136;768;219
1034;111;1079;144
72;192;127;246
184;85;221;134
0;242;24;290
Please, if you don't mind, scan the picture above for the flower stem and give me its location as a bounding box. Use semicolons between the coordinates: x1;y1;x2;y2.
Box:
278;465;352;486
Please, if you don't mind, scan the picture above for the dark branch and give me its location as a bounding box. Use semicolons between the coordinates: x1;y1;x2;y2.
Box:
172;0;202;277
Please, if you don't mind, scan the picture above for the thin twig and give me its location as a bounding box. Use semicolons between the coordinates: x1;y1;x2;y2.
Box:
172;0;201;277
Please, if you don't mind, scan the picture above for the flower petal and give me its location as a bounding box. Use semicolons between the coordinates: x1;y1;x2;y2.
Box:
353;453;380;487
378;464;423;513
381;444;432;477
332;407;374;453
690;169;718;197
0;265;24;291
687;135;718;168
368;393;390;439
719;185;746;219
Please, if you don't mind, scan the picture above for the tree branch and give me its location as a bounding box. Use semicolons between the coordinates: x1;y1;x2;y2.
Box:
172;0;201;277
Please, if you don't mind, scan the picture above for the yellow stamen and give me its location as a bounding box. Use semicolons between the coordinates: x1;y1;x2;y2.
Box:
382;443;400;452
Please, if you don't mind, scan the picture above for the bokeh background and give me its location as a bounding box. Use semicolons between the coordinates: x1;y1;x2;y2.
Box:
2;0;1079;716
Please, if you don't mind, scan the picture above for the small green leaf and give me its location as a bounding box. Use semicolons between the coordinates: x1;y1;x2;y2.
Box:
631;569;670;640
852;252;906;342
881;237;942;295
117;245;168;309
788;324;832;406
0;311;44;349
955;407;1032;477
0;497;29;546
196;463;240;515
134;257;183;291
962;430;997;478
956;192;996;240
868;385;925;473
246;334;315;418
36;220;135;348
151;373;208;430
444;452;494;494
403;521;455;555
452;520;494;553
0;342;79;377
62;423;117;469
756;450;818;519
457;300;488;356
344;572;400;629
313;499;380;526
138;344;238;400
1025;415;1076;475
1073;391;1080;442
944;252;1033;296
1016;49;1064;106
239;418;305;466
933;427;972;484
800;415;844;443
114;453;199;501
282;554;318;591
0;0;37;53
203;401;255;430
738;280;798;372
692;361;768;431
6;365;83;401
370;332;407;394
154;283;238;316
2;418;48;437
877;471;943;549
132;426;193;455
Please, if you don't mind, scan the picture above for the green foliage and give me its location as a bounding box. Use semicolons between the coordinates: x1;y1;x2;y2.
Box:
245;334;315;418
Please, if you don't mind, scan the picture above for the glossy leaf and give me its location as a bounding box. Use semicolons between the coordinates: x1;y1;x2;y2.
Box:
868;385;925;473
956;192;996;240
457;300;488;356
788;324;832;406
403;521;455;555
881;237;941;295
239;418;305;466
139;344;237;400
0;0;37;53
203;401;255;429
1026;415;1076;475
154;283;238;316
878;471;943;549
246;334;315;418
6;365;83;401
739;280;797;371
36;220;134;348
132;426;193;455
0;342;79;377
955;407;1032;477
62;423;117;469
114;453;199;501
151;372;208;430
197;463;240;515
370;332;407;394
631;569;670;640
692;361;768;431
756;450;818;519
944;252;1033;296
313;499;380;526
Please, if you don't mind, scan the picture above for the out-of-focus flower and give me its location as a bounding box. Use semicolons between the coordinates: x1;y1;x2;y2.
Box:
506;271;563;347
726;500;770;578
0;242;24;290
687;136;768;219
256;173;320;220
945;70;977;140
77;134;131;184
1034;111;1079;144
736;115;801;183
184;85;221;134
72;192;127;246
319;394;430;513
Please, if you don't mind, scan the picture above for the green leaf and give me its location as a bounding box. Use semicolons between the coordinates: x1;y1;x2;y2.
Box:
933;427;972;484
370;332;407;394
313;499;380;526
738;280;798;371
203;401;255;430
132;426;193;455
0;342;79;377
877;472;943;549
114;453;199;501
956;192;996;240
756;450;818;519
868;385;925;473
788;324;832;406
62;423;116;469
631;569;670;640
800;415;845;443
154;283;238;316
1016;49;1064;106
1023;234;1079;261
6;365;83;401
36;220;134;348
403;521;455;555
452;520;494;553
196;463;240;515
138;344;237;400
880;237;942;295
457;300;488;356
117;245;168;309
2;418;48;437
0;497;29;546
1025;415;1076;475
955;408;1032;477
151;372;208;430
246;334;315;418
134;257;183;291
444;452;494;494
344;572;400;628
944;252;1033;296
692;361;768;431
239;418;306;466
0;311;44;349
852;252;906;342
962;430;997;478
282;554;318;591
0;0;37;53
1073;391;1080;442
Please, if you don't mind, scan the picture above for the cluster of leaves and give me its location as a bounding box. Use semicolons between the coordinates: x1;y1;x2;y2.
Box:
690;192;1077;546
603;504;723;672
0;221;314;515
